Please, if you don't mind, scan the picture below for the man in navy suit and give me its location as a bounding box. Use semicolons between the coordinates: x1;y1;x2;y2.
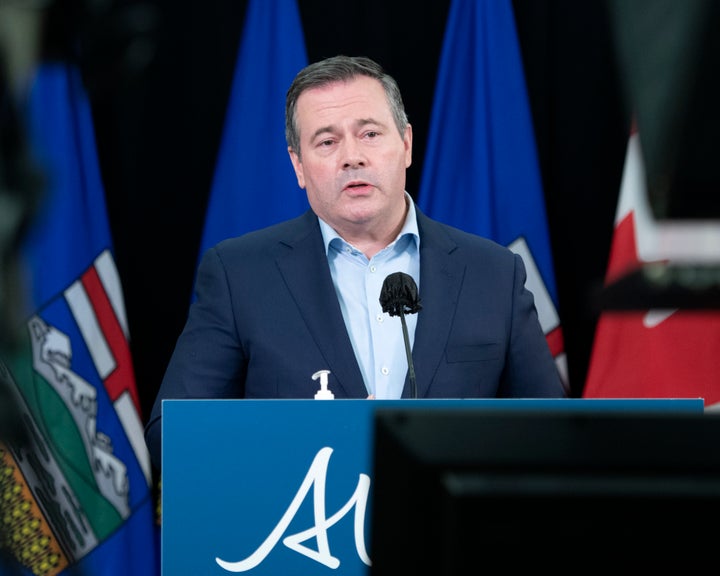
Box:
145;55;566;469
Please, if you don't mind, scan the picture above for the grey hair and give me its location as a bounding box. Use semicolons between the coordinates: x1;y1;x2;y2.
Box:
285;55;409;158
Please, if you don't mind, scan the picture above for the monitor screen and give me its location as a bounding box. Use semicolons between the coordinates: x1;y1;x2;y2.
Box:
370;408;720;574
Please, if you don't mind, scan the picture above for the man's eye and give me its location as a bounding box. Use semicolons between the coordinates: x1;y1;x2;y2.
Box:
365;131;379;138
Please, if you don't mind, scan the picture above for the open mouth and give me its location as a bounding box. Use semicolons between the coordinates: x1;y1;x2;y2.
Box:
345;180;371;192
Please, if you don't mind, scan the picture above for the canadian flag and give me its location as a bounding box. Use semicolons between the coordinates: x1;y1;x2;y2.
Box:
582;130;720;406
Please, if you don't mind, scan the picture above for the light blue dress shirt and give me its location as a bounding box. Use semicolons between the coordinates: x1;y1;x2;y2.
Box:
318;195;420;399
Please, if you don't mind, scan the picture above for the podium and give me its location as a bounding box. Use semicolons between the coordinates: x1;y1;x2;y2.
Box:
162;398;706;575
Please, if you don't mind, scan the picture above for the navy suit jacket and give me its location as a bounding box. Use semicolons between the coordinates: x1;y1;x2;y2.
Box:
145;206;565;467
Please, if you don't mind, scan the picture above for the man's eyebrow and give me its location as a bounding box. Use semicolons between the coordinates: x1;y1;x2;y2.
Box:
310;118;386;141
310;125;336;141
356;117;383;128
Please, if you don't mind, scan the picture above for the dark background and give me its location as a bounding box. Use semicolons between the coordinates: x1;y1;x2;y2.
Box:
73;0;629;420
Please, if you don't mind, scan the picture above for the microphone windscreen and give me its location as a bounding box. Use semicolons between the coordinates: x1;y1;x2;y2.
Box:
379;272;422;317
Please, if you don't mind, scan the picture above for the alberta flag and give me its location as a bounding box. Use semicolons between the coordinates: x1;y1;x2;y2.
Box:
583;130;720;406
417;0;567;388
0;63;158;575
196;0;309;267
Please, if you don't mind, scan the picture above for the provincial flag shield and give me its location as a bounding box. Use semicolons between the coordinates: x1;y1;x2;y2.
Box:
0;63;157;575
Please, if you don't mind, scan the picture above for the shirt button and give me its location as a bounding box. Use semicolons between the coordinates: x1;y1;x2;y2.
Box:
376;314;384;323
381;366;389;375
370;265;377;273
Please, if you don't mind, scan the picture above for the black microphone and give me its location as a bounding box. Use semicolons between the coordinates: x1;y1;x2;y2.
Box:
379;272;422;398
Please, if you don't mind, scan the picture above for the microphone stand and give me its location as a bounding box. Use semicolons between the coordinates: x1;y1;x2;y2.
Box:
397;308;417;399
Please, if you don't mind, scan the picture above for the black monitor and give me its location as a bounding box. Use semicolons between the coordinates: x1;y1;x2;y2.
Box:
609;0;720;220
370;408;720;574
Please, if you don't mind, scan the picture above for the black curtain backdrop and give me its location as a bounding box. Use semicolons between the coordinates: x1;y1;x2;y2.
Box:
84;0;629;421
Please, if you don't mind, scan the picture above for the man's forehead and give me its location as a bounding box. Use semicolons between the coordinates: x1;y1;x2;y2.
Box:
298;77;385;110
296;78;390;129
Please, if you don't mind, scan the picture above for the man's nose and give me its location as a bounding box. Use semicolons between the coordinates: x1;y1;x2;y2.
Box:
341;139;366;169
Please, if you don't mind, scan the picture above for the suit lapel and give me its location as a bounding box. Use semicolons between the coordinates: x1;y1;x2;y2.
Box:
411;212;465;398
275;212;368;398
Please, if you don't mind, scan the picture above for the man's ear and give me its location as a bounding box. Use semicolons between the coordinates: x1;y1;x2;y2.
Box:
288;147;305;189
404;123;413;169
288;146;305;189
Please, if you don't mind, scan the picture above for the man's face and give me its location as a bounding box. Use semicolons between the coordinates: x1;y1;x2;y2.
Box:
288;75;412;236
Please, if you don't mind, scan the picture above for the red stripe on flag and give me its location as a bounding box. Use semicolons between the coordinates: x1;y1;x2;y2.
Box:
605;211;641;284
545;326;564;358
81;266;140;412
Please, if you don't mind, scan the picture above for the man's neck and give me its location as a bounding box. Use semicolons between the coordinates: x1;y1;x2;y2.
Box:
336;197;409;259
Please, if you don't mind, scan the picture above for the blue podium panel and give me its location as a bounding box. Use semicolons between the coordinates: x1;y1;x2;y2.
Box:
163;399;380;576
161;398;703;575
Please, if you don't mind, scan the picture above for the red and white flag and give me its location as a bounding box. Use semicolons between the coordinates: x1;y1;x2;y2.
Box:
583;130;720;406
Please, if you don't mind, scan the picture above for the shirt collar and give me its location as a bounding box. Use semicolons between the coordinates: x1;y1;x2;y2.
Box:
318;192;420;255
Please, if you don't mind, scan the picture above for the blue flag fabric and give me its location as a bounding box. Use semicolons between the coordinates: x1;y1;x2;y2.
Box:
1;62;158;575
196;0;309;266
417;0;567;387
